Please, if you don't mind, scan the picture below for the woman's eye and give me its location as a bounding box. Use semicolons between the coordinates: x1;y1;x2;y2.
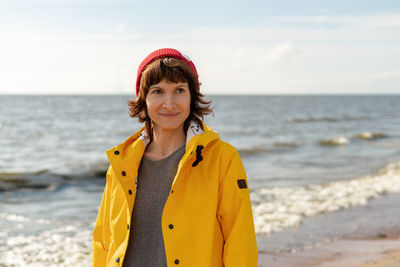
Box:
176;88;185;93
152;89;161;94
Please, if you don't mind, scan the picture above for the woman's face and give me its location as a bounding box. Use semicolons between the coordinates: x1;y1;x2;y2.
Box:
146;78;191;133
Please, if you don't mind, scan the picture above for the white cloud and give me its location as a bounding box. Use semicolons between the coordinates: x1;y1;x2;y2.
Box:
275;13;400;28
364;69;400;92
1;12;400;94
276;15;345;24
370;69;400;80
361;14;400;28
115;22;127;33
105;23;128;33
268;42;299;61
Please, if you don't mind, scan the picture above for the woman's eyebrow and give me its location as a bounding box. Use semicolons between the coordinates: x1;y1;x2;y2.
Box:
175;83;189;88
149;85;166;90
149;83;188;89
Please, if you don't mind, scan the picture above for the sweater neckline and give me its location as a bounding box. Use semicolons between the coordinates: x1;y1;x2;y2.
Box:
142;144;185;163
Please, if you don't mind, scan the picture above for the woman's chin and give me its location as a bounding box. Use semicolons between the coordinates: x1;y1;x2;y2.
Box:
153;121;184;132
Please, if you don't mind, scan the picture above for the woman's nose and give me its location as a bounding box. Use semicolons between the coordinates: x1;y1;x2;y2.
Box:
162;94;176;109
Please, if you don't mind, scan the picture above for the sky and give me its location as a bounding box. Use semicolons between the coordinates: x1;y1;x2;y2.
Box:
0;0;399;95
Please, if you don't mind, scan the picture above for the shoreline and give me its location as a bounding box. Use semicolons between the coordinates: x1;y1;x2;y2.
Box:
258;233;400;267
256;192;400;266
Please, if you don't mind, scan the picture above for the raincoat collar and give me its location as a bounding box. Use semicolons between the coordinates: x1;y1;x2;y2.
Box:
105;120;220;181
109;120;219;152
137;120;216;149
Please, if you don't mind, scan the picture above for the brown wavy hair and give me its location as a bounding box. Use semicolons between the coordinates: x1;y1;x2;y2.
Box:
127;57;213;139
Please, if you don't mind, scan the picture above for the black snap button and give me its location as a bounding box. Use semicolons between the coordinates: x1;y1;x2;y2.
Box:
121;171;126;176
127;224;129;230
116;257;120;263
114;150;120;155
171;190;174;193
128;189;132;195
175;259;179;264
169;224;174;229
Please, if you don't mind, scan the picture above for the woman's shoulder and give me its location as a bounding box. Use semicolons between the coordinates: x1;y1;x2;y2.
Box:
202;124;237;153
208;138;240;161
214;139;236;151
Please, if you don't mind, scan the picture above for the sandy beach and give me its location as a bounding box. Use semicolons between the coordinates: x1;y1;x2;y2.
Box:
259;233;400;267
359;247;400;267
257;193;400;267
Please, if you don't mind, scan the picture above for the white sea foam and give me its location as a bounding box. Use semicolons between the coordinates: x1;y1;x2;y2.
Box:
1;223;93;266
319;135;350;146
319;131;386;146
252;161;400;235
0;213;51;224
273;141;299;148
352;132;386;140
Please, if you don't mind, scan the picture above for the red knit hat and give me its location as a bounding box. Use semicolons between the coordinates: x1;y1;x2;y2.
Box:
135;48;199;96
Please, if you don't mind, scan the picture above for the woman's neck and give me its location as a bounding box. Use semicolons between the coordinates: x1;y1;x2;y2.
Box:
145;125;186;160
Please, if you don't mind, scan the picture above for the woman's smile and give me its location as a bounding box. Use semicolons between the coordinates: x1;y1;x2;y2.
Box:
160;112;179;117
146;79;191;132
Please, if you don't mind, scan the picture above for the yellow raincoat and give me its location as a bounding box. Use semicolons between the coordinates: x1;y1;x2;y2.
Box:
92;121;258;266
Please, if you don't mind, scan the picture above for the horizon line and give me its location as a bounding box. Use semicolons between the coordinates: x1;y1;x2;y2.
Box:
1;92;399;96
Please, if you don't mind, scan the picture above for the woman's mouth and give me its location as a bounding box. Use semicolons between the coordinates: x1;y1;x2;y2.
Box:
160;113;179;118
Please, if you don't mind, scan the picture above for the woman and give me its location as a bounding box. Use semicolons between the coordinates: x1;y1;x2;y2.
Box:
92;48;258;266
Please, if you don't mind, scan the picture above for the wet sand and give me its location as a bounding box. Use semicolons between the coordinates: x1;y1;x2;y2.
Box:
256;193;400;267
258;233;400;267
360;248;400;267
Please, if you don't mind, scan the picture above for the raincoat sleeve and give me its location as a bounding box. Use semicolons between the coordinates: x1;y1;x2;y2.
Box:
217;146;258;266
92;165;112;267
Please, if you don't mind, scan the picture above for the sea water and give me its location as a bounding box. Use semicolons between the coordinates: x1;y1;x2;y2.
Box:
1;94;400;266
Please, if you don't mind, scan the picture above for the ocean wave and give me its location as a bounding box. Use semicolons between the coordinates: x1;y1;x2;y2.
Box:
1;223;92;266
351;132;386;140
237;146;271;156
0;212;51;224
319;136;350;146
237;142;298;156
0;166;107;192
0;170;54;192
286;116;338;123
286;115;369;123
252;161;400;235
272;141;299;148
319;131;387;146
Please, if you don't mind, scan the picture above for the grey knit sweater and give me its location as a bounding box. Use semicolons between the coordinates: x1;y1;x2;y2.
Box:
122;145;186;267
